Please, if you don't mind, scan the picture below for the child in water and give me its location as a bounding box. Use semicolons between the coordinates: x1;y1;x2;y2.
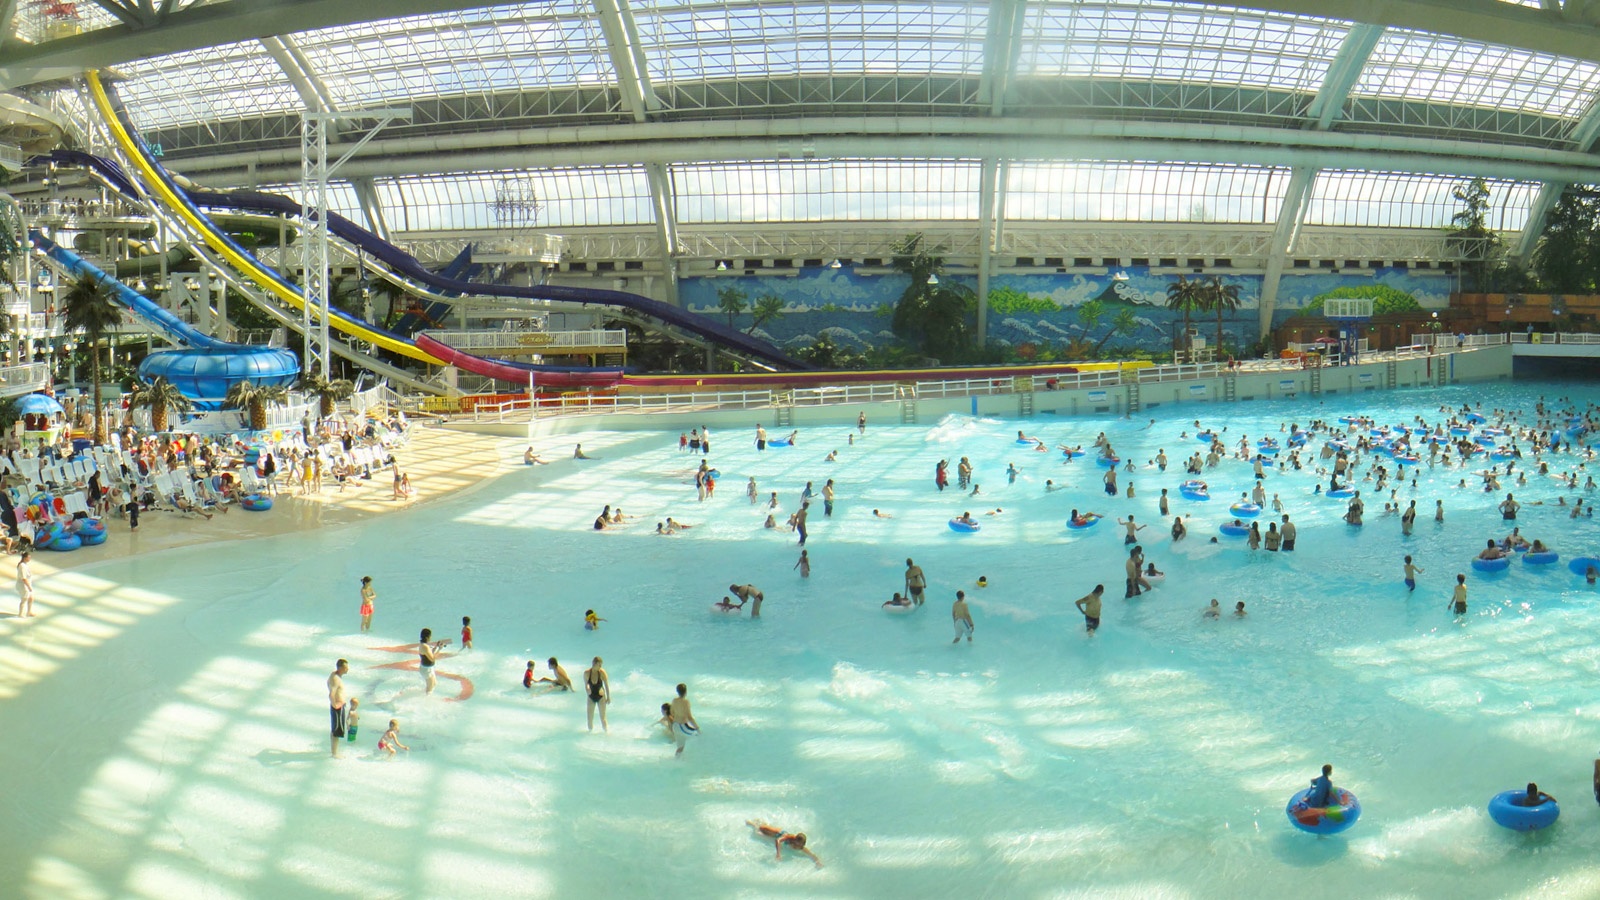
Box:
378;719;409;756
795;550;810;578
346;697;360;743
460;616;473;650
656;703;675;740
523;660;537;689
585;609;606;630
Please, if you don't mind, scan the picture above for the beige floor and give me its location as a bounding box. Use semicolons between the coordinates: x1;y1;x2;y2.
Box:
10;425;510;584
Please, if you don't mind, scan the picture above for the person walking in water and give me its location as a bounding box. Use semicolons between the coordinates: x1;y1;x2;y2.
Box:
1075;584;1104;633
730;583;764;617
327;658;349;758
1450;573;1468;617
1404;556;1424;591
670;683;698;757
358;576;375;632
15;550;33;618
583;657;610;733
904;558;928;606
951;590;974;643
418;628;449;695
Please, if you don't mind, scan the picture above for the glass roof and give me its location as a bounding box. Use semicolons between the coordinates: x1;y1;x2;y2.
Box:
1351;28;1600;122
1015;1;1349;94
632;0;988;83
118;45;299;132
1303;171;1539;230
1005;161;1290;223
371;167;655;231
672;159;981;223
297;2;615;109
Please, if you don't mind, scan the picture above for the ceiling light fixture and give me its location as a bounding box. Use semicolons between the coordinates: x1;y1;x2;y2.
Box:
927;273;939;285
829;259;842;269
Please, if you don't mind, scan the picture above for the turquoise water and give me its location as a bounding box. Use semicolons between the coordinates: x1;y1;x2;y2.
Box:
11;381;1600;898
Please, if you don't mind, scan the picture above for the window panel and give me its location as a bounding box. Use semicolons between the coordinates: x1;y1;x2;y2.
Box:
1005;162;1289;223
672;159;981;223
369;168;653;231
1304;171;1539;230
119;44;300;131
1352;29;1600;121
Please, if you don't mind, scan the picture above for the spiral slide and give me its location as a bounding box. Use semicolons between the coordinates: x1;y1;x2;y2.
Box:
81;71;807;388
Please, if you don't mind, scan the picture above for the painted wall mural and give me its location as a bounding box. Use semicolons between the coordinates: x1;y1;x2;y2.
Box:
677;265;1451;357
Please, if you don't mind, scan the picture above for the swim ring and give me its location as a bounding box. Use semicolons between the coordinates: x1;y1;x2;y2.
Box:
768;440;791;447
1522;551;1559;565
1015;438;1035;445
1063;448;1086;458
1394;455;1420;465
1179;488;1210;501
1219;523;1250;537
1466;413;1487;424
1487;791;1559;831
1289;432;1309;446
1229;503;1262;518
1143;573;1165;584
948;519;980;533
78;531;106;546
1286;788;1361;835
1196;432;1215;443
678;722;699;736
1568;556;1600;576
705;469;720;480
1096;456;1119;468
1066;516;1100;530
1451;426;1472;436
1338;416;1362;425
46;532;81;551
1471;556;1510;572
1256;456;1275;467
882;603;916;615
1482;427;1506;438
1327;488;1355;499
1257;444;1280;456
241;494;273;512
1489;451;1515;462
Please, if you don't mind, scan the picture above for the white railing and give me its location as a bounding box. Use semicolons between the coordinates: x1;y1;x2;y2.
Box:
913;377;1016;398
785;384;901;406
1138;363;1223;383
0;362;50;391
421;328;627;352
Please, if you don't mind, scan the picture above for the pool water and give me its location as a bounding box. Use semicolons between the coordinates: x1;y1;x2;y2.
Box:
12;381;1600;898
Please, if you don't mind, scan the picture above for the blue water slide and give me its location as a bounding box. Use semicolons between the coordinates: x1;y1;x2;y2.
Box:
40;147;810;371
32;231;299;409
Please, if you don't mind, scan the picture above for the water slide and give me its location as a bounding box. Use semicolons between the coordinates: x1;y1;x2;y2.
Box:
79;71;808;388
30;231;300;408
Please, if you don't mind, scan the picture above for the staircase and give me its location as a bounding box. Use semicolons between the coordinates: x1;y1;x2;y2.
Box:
1126;381;1141;414
1018;391;1034;417
1221;373;1237;402
1309;365;1323;397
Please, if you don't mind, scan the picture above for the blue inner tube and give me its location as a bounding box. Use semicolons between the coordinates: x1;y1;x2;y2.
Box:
1256;457;1275;467
705;469;720;480
1179;489;1210;501
948;518;980;533
1568;556;1600;576
1257;445;1280;456
1328;488;1354;499
78;531;107;546
1338;416;1361;425
1451;426;1471;436
768;440;791;447
1523;551;1559;565
1097;456;1119;468
1286;788;1361;835
1229;503;1262;517
1487;790;1559;831
1289;432;1309;445
1196;433;1215;443
1394;455;1419;466
1472;556;1510;572
1466;413;1487;424
1066;516;1100;530
1015;438;1035;445
1489;451;1514;462
47;532;82;551
1063;449;1086;458
1219;523;1250;537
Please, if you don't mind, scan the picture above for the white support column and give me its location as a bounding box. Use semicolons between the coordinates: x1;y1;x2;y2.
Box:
977;0;1028;117
1258;167;1317;335
1304;24;1384;130
593;0;659;124
977;158;999;345
1516;91;1600;260
645;162;679;306
351;176;392;243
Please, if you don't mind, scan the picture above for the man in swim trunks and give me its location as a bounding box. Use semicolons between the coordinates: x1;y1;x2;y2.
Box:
904;559;927;606
730;583;764;617
746;820;824;867
584;657;610;732
328;658;349;758
1074;584;1104;633
1280;515;1296;551
1116;515;1145;545
670;683;697;757
755;424;767;451
1403;556;1423;591
1451;574;1468;616
539;657;573;691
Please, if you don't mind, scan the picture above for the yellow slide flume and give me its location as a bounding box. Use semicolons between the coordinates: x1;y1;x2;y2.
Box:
86;70;444;365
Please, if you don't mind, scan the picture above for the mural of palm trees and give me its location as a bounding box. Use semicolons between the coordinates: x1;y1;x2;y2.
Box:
716;285;748;327
1202;276;1241;355
1164;275;1205;355
1094;308;1140;356
748;295;785;334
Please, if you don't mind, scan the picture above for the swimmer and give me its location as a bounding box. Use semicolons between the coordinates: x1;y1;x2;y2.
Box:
1171;516;1187;541
1514;782;1555;807
1116;515;1145;544
873;509;894;518
537;657;573;691
955;511;977;526
976;576;988;588
951;590;974;643
984;508;1004;516
1588;565;1598;586
1069;509;1103;528
882;592;914;609
1045;480;1061;491
969;483;981;497
745;820;823;867
1480;539;1506;560
1203;598;1220;619
1233;601;1246;617
1306;764;1336;807
1007;463;1019;483
574;444;594;459
656;703;675;740
713;595;745;612
825;451;837;462
762;515;776;529
585;609;606;630
1143;562;1163;578
1451;573;1468;616
1403;556;1423;591
523;447;549;465
904;559;928;606
377;719;410;756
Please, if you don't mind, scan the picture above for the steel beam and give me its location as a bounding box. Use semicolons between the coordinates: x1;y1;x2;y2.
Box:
976;157;998;344
351;176;391;242
1513;70;1600;260
977;0;1027;117
259;35;330;114
1304;24;1383;130
591;0;658;124
1257;167;1317;334
644;162;678;306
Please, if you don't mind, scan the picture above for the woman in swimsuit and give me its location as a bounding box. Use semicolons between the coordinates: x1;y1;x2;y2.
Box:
745;820;823;867
583;657;610;733
418;628;448;695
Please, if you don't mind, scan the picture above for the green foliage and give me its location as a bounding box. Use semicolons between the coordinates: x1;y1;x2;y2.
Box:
716;285;748;327
61;273;125;444
0;396;18;435
1199;276;1242;352
128;376;194;433
225;381;290;432
1533;188;1600;293
889;233;976;362
1300;285;1423;317
986;285;1059;315
797;334;849;368
1165;275;1206;349
749;295;785;333
1447;177;1506;293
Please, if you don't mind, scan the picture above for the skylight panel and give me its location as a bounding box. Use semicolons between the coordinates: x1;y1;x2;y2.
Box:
672;159;981;223
1351;29;1600;121
1005;161;1289;223
1304;171;1539;230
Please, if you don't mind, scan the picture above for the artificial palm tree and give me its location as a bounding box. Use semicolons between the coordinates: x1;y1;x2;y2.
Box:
299;372;356;419
128;376;193;433
60;272;124;444
1202;276;1242;355
224;380;290;433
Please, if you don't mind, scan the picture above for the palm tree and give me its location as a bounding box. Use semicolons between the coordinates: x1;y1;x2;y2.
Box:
60;272;125;444
716;285;748;327
749;295;785;333
1093;308;1141;356
224;380;290;433
890;233;975;361
1202;276;1242;354
299;372;355;419
1165;275;1205;355
128;376;193;433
